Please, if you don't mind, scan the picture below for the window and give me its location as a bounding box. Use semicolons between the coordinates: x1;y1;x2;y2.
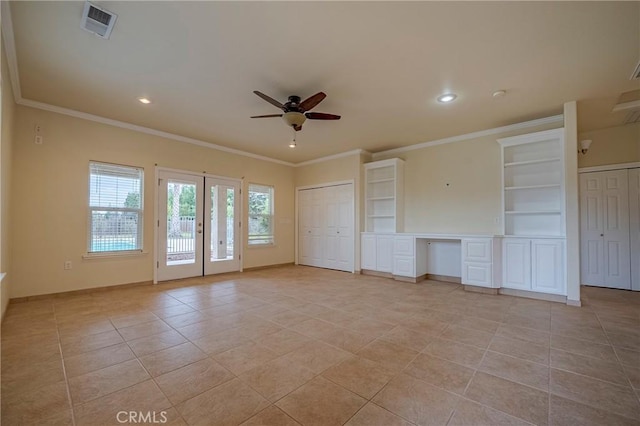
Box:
88;162;143;253
248;184;274;245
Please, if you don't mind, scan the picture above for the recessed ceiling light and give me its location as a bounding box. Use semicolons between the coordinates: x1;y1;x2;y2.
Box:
492;90;507;98
437;93;457;103
138;97;151;104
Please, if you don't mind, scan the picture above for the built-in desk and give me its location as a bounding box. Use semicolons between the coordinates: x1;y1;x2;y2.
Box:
361;232;502;289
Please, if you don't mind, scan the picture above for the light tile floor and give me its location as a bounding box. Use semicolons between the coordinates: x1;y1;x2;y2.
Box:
1;265;640;425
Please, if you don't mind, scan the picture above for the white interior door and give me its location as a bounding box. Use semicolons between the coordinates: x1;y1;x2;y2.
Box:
324;184;354;272
580;170;631;289
629;168;640;291
204;177;241;275
299;188;323;267
157;171;204;281
580;173;605;285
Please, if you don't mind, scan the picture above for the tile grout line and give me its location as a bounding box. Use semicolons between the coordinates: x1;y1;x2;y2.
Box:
53;302;78;426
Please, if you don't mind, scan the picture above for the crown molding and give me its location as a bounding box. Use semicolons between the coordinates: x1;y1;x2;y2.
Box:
17;98;295;166
294;149;370;167
1;1;22;102
371;114;564;159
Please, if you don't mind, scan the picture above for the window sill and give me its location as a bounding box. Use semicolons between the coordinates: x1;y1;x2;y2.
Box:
83;251;149;260
247;244;276;249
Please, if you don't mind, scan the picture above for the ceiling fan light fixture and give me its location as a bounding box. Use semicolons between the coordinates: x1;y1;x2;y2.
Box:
282;111;306;128
437;93;457;103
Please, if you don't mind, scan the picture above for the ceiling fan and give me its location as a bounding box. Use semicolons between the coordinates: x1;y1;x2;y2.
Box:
251;91;341;131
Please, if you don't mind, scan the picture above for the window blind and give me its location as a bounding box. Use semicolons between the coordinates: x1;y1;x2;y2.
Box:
88;162;144;253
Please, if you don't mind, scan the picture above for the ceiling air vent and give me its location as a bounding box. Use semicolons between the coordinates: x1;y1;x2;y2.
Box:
631;59;640;80
81;2;117;39
623;110;640;125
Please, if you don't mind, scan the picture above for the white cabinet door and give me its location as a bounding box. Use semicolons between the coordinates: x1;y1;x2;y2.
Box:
462;238;492;262
462;262;492;287
503;238;531;290
393;255;415;277
531;239;564;294
394;236;414;256
361;234;377;270
376;235;394;273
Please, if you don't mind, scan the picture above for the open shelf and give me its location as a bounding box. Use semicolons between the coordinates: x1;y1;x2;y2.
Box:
505;210;562;215
504;157;561;167
367;196;395;201
367;178;395;184
505;184;561;191
364;159;404;232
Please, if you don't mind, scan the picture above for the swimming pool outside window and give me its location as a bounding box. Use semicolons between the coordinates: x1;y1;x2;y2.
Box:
88;162;144;254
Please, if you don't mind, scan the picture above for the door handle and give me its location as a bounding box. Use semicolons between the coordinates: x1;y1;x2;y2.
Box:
600;234;604;237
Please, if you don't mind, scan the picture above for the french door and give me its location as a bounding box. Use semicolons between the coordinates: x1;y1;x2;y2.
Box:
157;170;241;282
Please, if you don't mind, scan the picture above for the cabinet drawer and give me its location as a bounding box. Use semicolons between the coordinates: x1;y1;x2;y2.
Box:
462;262;493;287
394;236;415;256
462;238;492;262
393;255;415;277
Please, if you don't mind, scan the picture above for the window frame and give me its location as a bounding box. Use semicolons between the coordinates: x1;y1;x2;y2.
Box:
87;161;144;255
247;183;275;246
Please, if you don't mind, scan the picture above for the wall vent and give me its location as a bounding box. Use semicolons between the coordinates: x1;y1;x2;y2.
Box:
81;2;117;39
631;59;640;80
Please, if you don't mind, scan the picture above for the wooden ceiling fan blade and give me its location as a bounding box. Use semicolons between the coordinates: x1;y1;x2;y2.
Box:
253;91;285;110
299;92;326;111
250;114;283;118
305;112;341;120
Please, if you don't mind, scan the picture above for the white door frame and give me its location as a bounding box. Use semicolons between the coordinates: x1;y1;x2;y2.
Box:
154;167;243;284
295;180;356;272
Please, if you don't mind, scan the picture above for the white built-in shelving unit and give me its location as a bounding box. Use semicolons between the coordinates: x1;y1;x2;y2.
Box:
498;128;567;296
501;130;565;237
364;158;404;233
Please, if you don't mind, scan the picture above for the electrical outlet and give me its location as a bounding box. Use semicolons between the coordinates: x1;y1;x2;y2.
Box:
494;217;501;224
64;261;72;270
35;135;43;145
34;124;42;133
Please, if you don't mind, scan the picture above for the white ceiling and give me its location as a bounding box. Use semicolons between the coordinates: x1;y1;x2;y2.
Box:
6;1;640;163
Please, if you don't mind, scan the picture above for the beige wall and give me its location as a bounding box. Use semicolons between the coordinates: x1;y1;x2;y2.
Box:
1;42;16;317
10;106;295;298
375;123;562;234
578;123;640;168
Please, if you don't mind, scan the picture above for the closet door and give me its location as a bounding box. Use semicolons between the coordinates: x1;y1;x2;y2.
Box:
325;185;354;272
629;169;640;291
298;184;354;272
603;170;631;289
580;173;605;285
579;170;631;289
299;188;323;267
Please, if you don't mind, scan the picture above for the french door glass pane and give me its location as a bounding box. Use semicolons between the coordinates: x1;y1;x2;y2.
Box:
210;186;235;261
166;181;197;265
